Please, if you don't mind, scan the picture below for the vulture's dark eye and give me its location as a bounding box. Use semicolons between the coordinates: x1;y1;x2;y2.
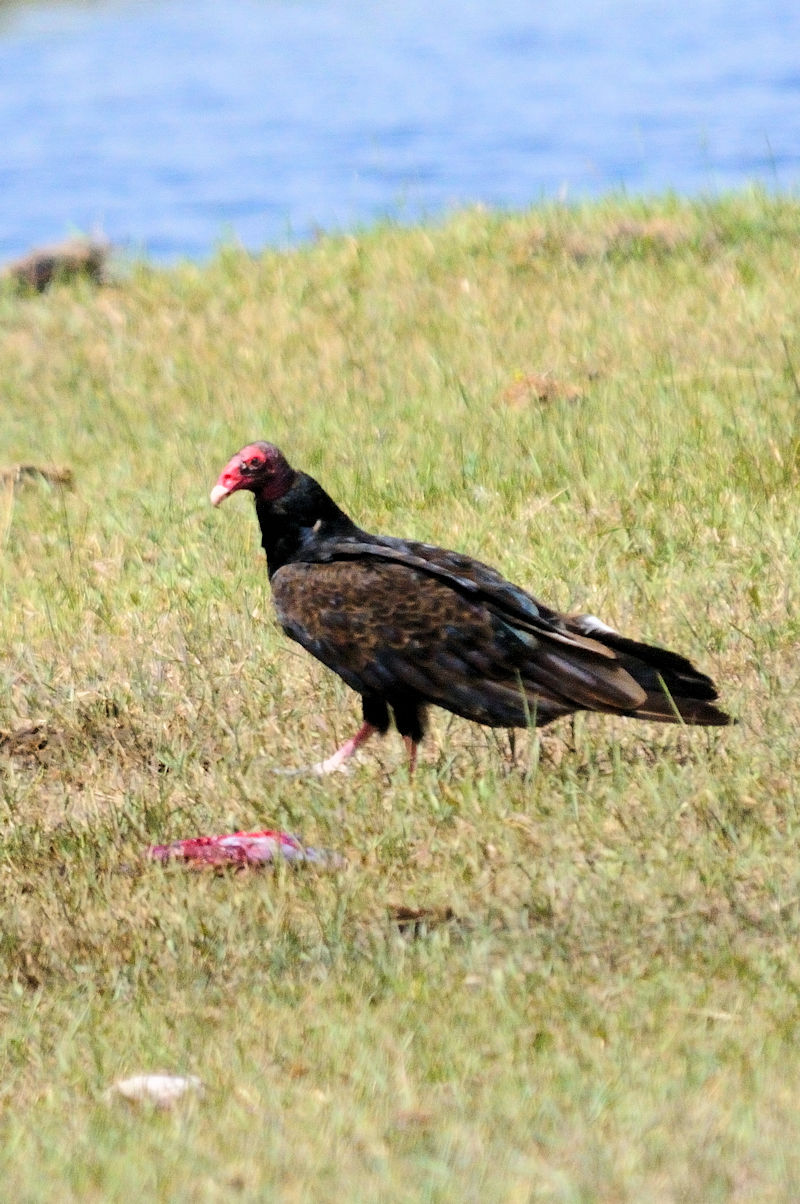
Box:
241;457;262;474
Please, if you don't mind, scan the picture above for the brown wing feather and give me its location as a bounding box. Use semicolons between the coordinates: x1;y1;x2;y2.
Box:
271;560;648;726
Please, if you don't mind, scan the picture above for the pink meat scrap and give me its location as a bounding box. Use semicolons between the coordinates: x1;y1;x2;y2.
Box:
147;829;342;867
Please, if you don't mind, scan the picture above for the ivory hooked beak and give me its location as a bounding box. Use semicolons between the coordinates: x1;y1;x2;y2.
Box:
210;484;231;507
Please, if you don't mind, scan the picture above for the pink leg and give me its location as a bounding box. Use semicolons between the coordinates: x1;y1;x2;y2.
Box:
311;721;377;775
403;736;418;776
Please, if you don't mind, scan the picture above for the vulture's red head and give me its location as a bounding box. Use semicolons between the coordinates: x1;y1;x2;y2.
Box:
210;442;296;506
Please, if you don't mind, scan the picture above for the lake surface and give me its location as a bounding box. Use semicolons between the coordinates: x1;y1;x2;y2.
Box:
1;0;799;261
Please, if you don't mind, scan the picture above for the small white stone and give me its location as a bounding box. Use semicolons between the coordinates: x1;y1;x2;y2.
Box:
108;1073;204;1108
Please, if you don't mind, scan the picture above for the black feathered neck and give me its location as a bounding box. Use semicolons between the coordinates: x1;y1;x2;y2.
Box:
255;471;361;577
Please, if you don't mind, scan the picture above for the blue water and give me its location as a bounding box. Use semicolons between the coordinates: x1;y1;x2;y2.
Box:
0;0;798;261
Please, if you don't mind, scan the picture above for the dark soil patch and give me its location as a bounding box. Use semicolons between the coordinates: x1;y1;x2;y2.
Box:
0;699;163;774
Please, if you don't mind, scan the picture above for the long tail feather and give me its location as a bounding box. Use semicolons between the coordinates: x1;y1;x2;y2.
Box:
567;614;731;726
629;691;732;725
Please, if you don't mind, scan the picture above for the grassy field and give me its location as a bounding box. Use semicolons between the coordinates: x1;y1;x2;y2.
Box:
1;191;799;1201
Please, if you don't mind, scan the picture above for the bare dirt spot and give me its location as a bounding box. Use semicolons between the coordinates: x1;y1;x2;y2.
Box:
1;236;109;292
0;699;162;774
387;903;459;937
0;724;50;761
0;464;74;489
525;216;715;263
500;371;584;410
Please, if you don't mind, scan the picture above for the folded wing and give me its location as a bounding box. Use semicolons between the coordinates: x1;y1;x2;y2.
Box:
272;559;663;728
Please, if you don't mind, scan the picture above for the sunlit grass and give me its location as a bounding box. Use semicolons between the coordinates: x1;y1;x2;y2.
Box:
1;190;799;1200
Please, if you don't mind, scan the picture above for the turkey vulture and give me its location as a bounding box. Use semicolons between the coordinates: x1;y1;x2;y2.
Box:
211;442;730;773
